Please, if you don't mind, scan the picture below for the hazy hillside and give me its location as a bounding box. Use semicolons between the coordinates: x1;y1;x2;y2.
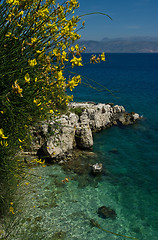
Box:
78;37;158;53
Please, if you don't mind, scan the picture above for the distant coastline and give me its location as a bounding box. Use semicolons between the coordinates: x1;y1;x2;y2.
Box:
78;36;158;53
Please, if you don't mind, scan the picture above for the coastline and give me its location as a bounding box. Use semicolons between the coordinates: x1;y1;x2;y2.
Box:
28;102;141;162
2;101;142;239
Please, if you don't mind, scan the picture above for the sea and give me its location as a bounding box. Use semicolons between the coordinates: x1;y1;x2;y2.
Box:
8;53;158;240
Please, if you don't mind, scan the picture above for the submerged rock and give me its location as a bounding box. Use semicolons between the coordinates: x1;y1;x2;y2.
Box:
91;163;103;174
109;148;119;154
97;206;117;219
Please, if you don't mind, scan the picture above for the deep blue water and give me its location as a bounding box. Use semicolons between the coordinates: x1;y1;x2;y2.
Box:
9;54;158;240
71;53;158;239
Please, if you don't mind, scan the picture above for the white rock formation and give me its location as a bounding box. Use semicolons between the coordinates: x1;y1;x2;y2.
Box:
32;102;140;160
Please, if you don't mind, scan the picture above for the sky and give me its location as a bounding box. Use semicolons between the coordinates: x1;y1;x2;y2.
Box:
75;0;158;41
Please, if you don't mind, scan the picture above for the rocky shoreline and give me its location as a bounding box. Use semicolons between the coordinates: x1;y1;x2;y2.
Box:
29;102;141;162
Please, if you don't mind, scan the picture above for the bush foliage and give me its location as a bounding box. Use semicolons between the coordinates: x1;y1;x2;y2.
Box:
0;0;106;216
0;0;85;214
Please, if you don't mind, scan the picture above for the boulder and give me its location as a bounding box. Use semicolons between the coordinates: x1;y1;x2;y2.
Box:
118;112;140;125
133;113;140;121
38;113;79;159
97;206;117;219
91;163;103;173
75;126;93;149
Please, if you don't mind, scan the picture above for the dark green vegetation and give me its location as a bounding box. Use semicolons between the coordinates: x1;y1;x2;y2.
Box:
69;107;84;117
0;0;83;220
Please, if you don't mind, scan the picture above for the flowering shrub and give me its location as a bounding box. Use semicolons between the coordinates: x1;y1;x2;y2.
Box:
0;0;81;214
0;0;106;218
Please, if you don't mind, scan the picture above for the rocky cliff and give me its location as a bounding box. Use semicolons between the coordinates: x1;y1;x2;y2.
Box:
31;102;141;161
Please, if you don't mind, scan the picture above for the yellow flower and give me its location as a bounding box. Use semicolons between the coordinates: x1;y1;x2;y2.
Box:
75;44;79;50
101;52;106;61
19;145;23;150
70;56;83;68
0;141;8;147
36;50;41;54
71;46;75;52
18;11;24;16
28;116;32;121
13;36;18;39
9;206;15;214
0;129;8;139
68;75;81;91
28;59;37;67
31;37;37;43
61;177;69;183
3;141;8;147
12;80;23;97
37;102;41;106
5;32;12;37
82;21;85;27
24;73;30;83
61;51;68;62
90;55;97;64
62;44;66;50
34;99;39;105
6;0;19;5
53;48;61;58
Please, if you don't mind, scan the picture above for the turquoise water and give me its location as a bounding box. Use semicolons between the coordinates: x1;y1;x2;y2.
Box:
74;53;158;239
8;54;158;240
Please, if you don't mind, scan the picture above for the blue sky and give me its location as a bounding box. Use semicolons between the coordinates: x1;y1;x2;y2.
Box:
76;0;158;41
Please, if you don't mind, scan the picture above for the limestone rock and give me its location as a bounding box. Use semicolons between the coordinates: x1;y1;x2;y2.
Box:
32;102;141;160
133;113;140;121
75;125;93;149
118;112;140;125
75;109;93;149
91;163;102;173
38;113;79;159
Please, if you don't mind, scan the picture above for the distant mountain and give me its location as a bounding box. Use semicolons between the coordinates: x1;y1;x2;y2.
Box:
102;36;158;42
78;37;158;53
